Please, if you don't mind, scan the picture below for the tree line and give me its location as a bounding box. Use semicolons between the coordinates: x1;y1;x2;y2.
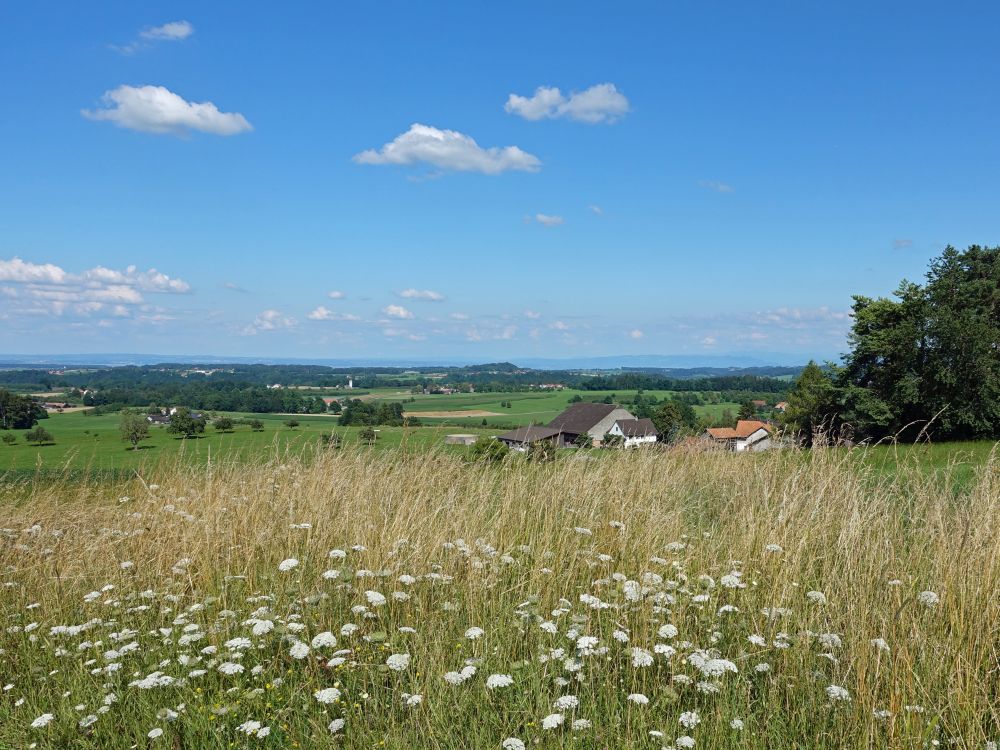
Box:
784;245;1000;442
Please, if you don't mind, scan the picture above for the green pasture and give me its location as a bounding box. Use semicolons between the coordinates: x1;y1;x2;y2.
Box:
0;411;492;475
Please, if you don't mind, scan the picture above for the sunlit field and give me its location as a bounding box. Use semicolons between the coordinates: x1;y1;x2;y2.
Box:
1;447;997;748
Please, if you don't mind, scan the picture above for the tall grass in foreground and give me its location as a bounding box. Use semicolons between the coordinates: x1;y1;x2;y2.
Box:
0;446;997;749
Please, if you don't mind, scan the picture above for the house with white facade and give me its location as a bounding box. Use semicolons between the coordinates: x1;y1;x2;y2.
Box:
607;418;659;447
706;420;773;451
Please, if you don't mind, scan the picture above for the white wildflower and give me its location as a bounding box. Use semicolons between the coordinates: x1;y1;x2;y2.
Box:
542;713;565;730
627;693;649;705
386;653;410;671
315;688;341;704
278;558;299;572
486;673;514;689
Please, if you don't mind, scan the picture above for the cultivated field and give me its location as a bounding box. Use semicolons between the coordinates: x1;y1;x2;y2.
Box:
0;447;997;748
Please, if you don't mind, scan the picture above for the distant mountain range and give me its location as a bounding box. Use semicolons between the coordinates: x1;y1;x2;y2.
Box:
0;351;816;371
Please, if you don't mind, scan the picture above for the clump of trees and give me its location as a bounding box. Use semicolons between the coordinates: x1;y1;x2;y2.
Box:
338;400;409;427
167;408;206;438
25;425;54;445
783;245;1000;442
0;390;47;430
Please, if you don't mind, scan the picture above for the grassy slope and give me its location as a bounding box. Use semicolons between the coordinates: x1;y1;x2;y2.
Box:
0;448;996;748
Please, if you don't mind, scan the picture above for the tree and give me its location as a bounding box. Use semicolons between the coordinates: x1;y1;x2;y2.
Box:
249;419;264;431
602;432;624;449
25;425;53;445
573;433;593;449
781;361;842;445
119;410;150;450
167;408;206;438
2;433;16;445
359;426;377;444
213;417;234;433
651;400;698;443
738;401;757;420
320;432;342;448
0;389;46;430
284;419;299;429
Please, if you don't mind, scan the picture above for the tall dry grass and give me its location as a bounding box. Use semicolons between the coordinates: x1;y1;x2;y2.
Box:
1;446;998;748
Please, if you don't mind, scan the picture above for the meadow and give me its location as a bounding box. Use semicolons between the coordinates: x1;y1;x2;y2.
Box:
0;411;492;475
0;446;997;748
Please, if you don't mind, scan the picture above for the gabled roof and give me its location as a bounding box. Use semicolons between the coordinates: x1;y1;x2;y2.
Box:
496;425;561;443
614;418;658;437
547;402;624;434
706;420;773;440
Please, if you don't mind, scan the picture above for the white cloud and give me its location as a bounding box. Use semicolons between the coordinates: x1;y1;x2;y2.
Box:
243;309;296;335
701;336;717;346
0;257;69;284
549;320;570;331
628;329;644;339
534;213;564;227
523;309;541;319
465;325;517;342
589;204;603;215
0;257;190;321
222;281;247;292
140;20;194;41
353;123;540;175
505;83;630;123
449;312;469;320
697;180;734;193
892;239;913;249
382;304;414;319
398;288;444;301
307;306;360;321
82;85;253;136
327;290;346;299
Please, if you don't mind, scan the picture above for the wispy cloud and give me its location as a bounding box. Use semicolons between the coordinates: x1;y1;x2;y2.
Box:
327;290;346;299
113;20;194;55
588;204;603;215
534;213;565;227
892;239;913;249
222;281;248;293
353;124;540;175
398;288;444;301
505;83;630;124
523;310;541;319
697;180;734;193
83;85;252;136
307;306;361;321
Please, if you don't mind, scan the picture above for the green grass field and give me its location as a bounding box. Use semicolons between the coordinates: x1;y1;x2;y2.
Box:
371;388;745;427
0;411;493;475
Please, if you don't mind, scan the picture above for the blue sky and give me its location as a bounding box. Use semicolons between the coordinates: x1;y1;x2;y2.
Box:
2;2;998;363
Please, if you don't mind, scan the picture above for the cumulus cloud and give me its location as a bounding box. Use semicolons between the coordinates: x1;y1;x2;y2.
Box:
242;309;296;335
534;213;565;227
465;325;517;342
398;288;444;301
505;83;630;123
140;20;194;41
382;304;414;319
698;180;734;193
82;85;252;136
353;124;540;175
327;290;346;299
307;306;361;321
0;257;189;320
523;310;541;319
628;329;644;339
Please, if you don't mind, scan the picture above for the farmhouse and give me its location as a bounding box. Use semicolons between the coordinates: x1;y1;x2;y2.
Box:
547;402;637;447
147;414;171;426
495;425;563;451
607;418;659;447
705;420;773;452
775;401;788;412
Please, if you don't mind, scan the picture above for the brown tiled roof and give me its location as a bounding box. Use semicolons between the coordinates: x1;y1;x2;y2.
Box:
614;418;658;437
547;402;621;434
707;420;772;440
496;425;561;443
